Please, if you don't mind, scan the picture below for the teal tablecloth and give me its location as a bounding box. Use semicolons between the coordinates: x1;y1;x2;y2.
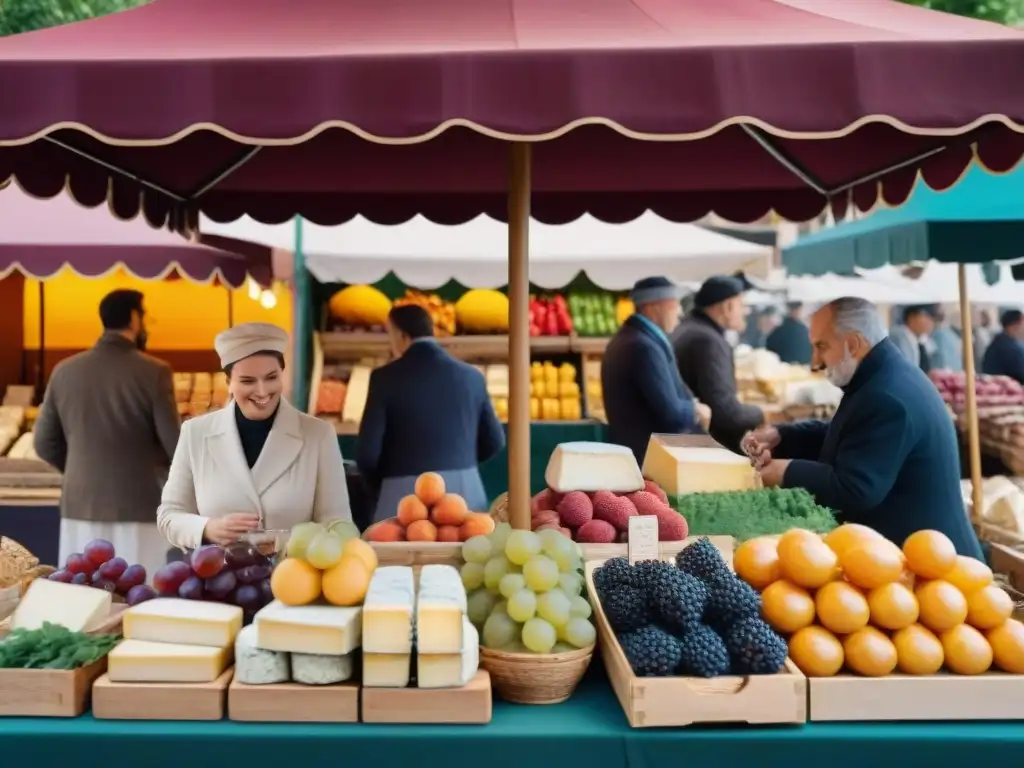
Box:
339;421;608;504
0;666;1021;768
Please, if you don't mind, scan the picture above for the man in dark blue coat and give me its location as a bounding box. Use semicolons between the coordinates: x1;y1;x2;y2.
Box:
602;277;708;465
982;309;1024;384
357;305;505;523
744;296;983;559
766;302;812;365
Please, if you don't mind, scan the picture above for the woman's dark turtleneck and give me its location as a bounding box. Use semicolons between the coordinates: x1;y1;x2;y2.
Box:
234;401;278;469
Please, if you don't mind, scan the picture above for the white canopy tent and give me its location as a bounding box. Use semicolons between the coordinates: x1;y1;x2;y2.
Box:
856;262;1024;307
200;212;772;290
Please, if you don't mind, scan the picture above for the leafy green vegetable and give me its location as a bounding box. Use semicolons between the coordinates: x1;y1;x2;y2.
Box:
0;622;120;670
668;488;837;542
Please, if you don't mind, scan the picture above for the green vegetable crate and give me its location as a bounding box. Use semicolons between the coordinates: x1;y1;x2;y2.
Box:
0;604;126;717
0;656;108;717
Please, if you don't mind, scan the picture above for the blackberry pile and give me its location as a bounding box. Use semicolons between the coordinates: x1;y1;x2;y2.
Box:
592;537;786;678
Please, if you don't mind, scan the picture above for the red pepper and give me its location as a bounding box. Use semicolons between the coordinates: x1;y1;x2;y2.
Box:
545;307;560;336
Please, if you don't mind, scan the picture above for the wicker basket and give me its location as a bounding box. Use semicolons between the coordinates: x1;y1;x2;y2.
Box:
489;492;509;524
479;644;594;704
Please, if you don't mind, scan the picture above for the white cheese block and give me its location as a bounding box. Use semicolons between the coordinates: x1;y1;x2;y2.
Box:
234;624;289;685
642;438;757;496
418;616;479;689
108;639;230;683
363;653;411;688
12;580;112;633
416;564;467;654
363;566;415;654
545;441;644;493
123;598;243;648
342;365;372;423
254;601;361;655
292;652;354;685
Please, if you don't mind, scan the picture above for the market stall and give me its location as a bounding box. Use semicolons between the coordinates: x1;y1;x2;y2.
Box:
0;186;276;564
1;0;1024;746
783;164;1024;524
202;212;773;499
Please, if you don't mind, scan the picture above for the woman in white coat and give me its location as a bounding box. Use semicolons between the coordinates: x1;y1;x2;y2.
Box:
157;323;352;550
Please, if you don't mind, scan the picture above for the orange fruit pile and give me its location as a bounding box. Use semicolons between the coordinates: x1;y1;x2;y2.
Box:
734;525;1022;677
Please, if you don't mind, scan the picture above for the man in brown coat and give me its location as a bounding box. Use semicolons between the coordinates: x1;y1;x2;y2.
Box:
34;289;180;577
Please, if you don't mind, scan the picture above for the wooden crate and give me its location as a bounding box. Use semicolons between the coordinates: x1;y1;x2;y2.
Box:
228;679;359;723
361;669;492;724
808;673;1024;722
584;560;806;727
579;536;734;565
370;542;464;567
368;534;733;570
0;658;107;717
92;669;233;720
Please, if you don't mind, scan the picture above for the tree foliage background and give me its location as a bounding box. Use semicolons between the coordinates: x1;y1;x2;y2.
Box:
0;0;1022;37
0;0;146;37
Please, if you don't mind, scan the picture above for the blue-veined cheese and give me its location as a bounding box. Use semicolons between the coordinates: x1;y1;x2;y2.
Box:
108;639;230;683
292;652;354;685
254;601;361;655
234;624;289;685
363;566;415;654
416;564;467;654
418;616;479;689
123;598;242;648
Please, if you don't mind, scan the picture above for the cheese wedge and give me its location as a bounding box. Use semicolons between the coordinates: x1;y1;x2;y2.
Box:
545;442;644;493
254;601;361;655
11;580;111;633
642;438;757;495
108;639;230;683
418;616;479;689
123;598;242;648
363;653;411;688
416;564;467;654
363;566;415;654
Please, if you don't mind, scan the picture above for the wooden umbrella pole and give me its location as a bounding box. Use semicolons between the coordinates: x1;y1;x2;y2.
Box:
507;143;532;531
957;264;984;523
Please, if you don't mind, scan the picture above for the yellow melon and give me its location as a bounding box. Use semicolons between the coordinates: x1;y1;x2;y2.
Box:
328;285;392;327
455;289;510;333
342;537;379;573
269;557;322;606
322;555;372;607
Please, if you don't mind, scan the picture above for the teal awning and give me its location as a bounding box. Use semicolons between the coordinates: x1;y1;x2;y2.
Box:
783;164;1024;282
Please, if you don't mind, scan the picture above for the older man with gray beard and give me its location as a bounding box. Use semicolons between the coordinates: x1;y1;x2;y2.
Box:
742;297;983;559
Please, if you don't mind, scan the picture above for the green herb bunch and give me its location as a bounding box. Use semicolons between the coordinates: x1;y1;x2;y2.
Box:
668;488;837;542
0;622;120;670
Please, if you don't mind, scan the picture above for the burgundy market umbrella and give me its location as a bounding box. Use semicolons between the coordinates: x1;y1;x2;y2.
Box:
0;185;272;288
1;0;1021;527
0;0;1021;228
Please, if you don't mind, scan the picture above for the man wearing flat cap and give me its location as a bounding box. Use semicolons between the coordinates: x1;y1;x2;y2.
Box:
673;275;764;451
34;289;180;577
602;277;709;464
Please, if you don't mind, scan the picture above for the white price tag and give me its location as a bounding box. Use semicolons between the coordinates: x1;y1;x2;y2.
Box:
627;516;659;565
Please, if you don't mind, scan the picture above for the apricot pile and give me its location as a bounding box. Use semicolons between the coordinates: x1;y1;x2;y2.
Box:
367;472;496;544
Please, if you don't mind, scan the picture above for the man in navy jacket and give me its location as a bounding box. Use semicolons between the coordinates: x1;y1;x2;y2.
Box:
744;297;983;559
602;277;708;465
982;309;1024;384
766;302;812;365
357;305;505;523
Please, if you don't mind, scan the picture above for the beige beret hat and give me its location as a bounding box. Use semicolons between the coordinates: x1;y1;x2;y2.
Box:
215;322;289;368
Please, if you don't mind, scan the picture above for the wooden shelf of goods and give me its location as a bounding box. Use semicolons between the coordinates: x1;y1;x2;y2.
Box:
310;331;615;430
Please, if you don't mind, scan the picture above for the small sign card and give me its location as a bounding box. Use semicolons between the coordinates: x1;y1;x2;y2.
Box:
627;516;659;565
